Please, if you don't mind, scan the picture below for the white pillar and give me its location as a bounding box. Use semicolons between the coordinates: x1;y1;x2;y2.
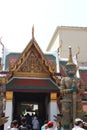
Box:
4;92;13;130
48;93;60;122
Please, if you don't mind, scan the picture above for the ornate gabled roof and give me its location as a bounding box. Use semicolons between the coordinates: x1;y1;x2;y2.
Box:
5;53;56;71
5;53;20;70
6;27;60;86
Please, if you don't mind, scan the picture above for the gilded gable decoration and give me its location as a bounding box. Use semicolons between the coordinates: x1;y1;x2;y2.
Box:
18;49;49;73
7;27;59;85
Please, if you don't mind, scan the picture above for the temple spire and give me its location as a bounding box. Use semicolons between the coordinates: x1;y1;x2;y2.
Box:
32;25;34;39
66;46;76;66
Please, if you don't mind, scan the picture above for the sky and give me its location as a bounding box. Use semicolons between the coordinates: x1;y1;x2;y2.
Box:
0;0;87;56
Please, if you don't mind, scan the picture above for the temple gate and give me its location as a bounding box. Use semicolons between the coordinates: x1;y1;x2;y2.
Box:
4;28;60;129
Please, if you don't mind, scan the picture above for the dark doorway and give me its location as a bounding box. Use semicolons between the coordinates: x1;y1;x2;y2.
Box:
12;92;49;126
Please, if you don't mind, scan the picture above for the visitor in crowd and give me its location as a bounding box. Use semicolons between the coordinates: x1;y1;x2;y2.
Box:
44;123;48;130
83;115;87;130
55;121;64;130
11;120;18;130
72;118;85;130
47;121;54;130
32;116;39;130
25;113;32;130
41;120;48;130
19;117;28;130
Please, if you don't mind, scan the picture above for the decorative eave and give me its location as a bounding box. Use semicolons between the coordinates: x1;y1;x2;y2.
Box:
6;77;59;92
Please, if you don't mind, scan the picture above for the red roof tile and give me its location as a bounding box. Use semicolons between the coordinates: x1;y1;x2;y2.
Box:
6;77;59;92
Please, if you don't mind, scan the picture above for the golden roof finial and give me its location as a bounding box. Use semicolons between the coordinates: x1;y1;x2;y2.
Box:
76;47;80;56
32;25;34;39
66;46;76;66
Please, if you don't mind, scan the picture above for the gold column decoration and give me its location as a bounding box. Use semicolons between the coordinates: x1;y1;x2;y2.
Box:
6;91;13;100
50;93;57;101
1;77;6;84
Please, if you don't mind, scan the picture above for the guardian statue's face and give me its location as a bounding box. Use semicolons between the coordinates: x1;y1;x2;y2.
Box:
66;65;77;77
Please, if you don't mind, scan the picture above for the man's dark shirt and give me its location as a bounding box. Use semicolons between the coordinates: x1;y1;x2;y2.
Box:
19;125;28;130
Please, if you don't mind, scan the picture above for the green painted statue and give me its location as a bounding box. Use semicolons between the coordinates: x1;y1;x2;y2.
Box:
60;47;84;130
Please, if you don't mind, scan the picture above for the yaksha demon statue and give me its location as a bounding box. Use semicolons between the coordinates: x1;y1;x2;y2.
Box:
60;47;84;130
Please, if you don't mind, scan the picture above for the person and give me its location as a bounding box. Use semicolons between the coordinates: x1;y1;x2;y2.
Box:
11;120;18;130
47;121;54;130
32;116;39;130
72;118;85;130
44;123;48;130
25;113;32;130
55;121;64;130
41;120;48;130
60;47;84;130
83;115;87;130
19;117;28;130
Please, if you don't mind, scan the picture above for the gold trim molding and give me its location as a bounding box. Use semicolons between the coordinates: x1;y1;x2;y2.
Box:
6;91;13;100
50;93;57;100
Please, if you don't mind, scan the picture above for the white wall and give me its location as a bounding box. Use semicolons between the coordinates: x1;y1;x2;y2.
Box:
47;26;87;64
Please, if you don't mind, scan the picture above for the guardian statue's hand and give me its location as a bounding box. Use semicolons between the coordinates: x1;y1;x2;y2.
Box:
71;85;78;92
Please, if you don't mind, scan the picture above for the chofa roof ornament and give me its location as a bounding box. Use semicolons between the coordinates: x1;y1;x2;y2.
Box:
66;46;76;66
32;25;34;39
